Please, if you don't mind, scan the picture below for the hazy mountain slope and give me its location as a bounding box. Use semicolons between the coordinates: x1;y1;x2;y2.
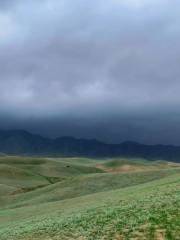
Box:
1;130;180;161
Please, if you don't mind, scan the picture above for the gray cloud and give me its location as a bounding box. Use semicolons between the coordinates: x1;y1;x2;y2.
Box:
0;0;180;144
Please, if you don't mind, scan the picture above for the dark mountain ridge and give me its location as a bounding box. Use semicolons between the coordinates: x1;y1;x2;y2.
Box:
0;130;180;162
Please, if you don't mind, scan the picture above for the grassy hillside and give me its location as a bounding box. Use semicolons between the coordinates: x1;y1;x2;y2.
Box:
96;158;180;172
0;156;180;239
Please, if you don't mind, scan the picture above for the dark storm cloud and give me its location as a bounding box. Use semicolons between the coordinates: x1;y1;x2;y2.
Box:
0;0;14;9
1;0;180;144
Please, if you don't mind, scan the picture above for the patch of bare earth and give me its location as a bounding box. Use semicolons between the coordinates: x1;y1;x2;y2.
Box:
96;164;148;173
114;234;124;240
167;162;180;167
154;229;166;240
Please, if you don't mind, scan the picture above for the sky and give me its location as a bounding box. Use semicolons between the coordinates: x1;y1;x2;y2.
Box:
0;0;180;144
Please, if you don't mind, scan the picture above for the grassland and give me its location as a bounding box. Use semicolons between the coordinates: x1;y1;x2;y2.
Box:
0;156;180;239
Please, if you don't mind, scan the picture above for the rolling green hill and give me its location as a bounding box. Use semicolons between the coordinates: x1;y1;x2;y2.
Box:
0;156;180;239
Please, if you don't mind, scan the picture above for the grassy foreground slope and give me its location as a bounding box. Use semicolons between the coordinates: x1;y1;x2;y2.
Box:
0;156;180;239
4;168;180;209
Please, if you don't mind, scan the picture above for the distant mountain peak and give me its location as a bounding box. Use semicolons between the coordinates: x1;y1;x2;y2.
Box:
0;129;179;162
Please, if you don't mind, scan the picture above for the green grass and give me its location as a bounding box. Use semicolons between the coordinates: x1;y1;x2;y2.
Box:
0;156;103;178
0;164;48;187
100;157;180;171
0;156;180;239
4;168;180;209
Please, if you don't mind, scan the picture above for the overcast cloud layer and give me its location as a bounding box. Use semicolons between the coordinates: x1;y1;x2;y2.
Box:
0;0;180;144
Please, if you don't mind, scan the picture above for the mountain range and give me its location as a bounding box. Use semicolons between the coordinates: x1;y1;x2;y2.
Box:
0;130;180;162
